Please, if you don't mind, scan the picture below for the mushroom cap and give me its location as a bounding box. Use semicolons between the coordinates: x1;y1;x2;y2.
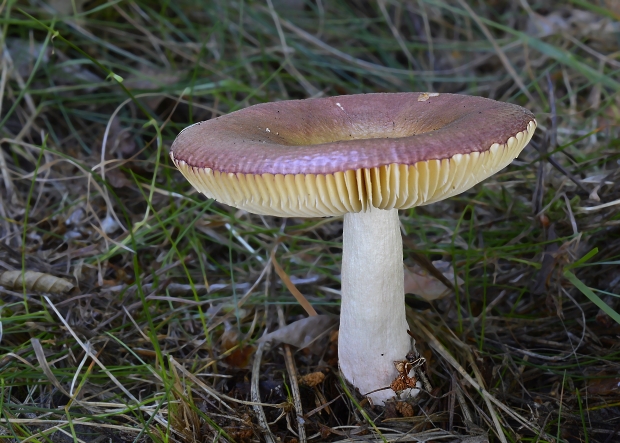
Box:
171;93;536;217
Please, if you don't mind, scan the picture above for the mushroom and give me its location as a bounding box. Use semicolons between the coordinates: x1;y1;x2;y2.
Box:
170;92;536;404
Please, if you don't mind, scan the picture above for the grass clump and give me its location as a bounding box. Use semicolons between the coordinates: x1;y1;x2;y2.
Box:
1;1;620;442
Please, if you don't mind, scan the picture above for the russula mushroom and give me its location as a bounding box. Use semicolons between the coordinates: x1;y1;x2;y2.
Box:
170;92;536;404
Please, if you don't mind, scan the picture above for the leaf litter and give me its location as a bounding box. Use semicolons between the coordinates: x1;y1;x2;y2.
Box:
1;1;620;442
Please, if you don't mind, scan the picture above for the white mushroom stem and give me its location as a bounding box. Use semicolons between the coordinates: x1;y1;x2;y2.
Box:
339;207;411;404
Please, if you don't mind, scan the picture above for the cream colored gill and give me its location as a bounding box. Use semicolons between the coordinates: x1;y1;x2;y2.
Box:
173;121;536;217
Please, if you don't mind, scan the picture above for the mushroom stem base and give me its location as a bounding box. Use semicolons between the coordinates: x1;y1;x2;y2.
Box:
339;207;411;404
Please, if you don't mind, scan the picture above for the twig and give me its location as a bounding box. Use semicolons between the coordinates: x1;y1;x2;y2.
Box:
277;305;307;443
271;248;317;316
251;259;277;443
103;273;322;298
251;340;276;443
473;290;507;325
448;374;456;431
579;198;620;212
303;394;343;419
0;54;14;200
0;418;141;433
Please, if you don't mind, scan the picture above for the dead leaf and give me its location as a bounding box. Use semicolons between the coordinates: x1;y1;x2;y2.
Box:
259;315;337;352
595;295;618;328
298;372;325;387
106;169;132;188
221;324;255;368
395;401;415;417
588;377;620;396
0;271;74;294
404;261;462;301
123;67;183;110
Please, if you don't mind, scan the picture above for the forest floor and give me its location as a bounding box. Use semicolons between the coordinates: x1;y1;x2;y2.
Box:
1;1;620;442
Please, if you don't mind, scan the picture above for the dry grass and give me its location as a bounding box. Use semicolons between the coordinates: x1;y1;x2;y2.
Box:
1;0;620;442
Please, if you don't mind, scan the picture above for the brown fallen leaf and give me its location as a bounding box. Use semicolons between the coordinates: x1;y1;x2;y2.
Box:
404;261;462;301
595;294;619;328
106;168;133;189
0;271;74;294
299;372;325;387
258;315;337;353
588;377;620;396
395;401;415;417
220;324;255;368
123;66;183;110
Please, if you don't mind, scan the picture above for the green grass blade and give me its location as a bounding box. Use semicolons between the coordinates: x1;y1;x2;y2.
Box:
564;270;620;325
